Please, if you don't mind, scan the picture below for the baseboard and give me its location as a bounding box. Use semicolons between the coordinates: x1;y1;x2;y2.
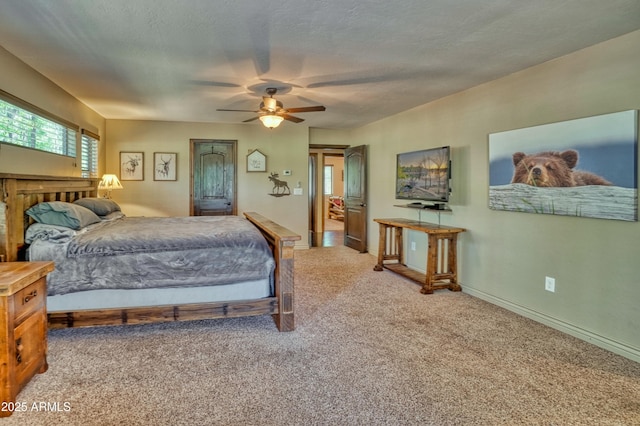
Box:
463;286;640;363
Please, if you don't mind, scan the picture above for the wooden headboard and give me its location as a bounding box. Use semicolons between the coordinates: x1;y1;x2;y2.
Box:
0;174;98;262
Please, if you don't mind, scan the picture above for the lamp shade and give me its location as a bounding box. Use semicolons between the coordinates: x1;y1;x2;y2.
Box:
98;174;123;198
259;114;284;129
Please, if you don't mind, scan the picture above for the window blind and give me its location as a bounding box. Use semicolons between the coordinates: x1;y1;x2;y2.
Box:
0;89;78;157
81;130;99;178
324;165;333;195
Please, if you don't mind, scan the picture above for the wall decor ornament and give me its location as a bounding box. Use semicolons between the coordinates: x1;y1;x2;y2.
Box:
488;110;638;221
247;149;267;172
153;152;177;181
268;172;290;197
120;152;144;181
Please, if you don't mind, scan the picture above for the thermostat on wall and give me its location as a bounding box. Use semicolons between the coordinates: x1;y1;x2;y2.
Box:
282;170;292;176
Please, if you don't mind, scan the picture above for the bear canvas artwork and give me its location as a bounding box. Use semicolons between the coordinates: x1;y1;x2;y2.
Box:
511;150;612;187
489;110;637;221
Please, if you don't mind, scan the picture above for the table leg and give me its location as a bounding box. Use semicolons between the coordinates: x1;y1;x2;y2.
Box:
448;234;461;291
374;223;387;271
394;226;403;265
421;234;438;294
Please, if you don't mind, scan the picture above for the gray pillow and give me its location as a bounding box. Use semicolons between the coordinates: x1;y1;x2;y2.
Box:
26;202;101;230
73;197;121;216
100;211;125;221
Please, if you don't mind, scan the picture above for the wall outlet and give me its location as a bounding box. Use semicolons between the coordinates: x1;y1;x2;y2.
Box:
545;276;556;292
410;241;416;251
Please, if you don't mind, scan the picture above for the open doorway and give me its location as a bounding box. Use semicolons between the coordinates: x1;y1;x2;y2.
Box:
323;155;344;246
308;145;346;247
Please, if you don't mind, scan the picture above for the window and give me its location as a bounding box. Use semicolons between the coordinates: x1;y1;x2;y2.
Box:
0;90;78;157
324;165;333;195
81;130;99;178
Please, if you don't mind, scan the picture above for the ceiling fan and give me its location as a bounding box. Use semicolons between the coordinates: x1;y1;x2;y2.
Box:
217;88;326;128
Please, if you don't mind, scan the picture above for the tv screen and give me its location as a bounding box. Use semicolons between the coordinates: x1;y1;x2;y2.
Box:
396;146;451;203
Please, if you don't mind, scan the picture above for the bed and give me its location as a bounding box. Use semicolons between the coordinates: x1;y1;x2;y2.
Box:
0;174;300;332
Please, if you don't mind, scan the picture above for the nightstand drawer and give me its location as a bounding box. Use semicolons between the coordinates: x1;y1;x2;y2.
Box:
13;278;46;326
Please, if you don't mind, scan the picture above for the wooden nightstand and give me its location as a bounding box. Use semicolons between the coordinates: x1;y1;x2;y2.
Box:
0;261;54;417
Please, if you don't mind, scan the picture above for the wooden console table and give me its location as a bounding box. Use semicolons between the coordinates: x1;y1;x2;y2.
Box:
373;218;465;294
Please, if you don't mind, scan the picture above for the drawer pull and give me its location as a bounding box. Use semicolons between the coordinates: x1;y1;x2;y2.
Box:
23;290;38;304
16;338;23;364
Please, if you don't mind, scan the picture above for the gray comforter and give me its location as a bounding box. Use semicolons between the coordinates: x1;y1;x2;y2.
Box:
27;215;275;296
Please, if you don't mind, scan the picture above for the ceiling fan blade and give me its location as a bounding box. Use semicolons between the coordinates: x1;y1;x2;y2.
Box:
281;114;305;123
247;13;271;75
217;109;259;113
189;80;242;88
242;116;260;123
285;106;326;113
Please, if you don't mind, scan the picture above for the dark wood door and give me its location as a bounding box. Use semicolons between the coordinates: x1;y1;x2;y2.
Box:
344;145;367;252
308;153;318;247
190;139;236;216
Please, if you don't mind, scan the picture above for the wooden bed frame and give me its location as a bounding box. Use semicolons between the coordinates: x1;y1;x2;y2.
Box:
0;174;300;332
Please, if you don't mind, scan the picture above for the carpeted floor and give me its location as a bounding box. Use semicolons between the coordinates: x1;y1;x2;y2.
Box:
4;246;640;425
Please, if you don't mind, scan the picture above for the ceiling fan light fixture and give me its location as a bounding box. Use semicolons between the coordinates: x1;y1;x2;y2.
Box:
218;87;324;127
259;114;284;129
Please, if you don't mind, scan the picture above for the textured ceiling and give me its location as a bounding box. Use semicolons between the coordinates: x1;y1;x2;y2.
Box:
1;0;639;129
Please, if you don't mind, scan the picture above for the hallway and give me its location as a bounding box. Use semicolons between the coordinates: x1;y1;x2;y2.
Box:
322;218;344;247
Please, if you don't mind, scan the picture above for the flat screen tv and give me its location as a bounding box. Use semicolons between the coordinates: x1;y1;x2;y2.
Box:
396;146;451;203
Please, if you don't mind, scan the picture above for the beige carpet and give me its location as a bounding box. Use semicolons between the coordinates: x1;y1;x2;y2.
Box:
5;246;640;425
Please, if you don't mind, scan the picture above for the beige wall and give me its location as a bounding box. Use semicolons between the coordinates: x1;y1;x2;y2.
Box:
348;30;640;361
0;47;106;176
106;120;310;248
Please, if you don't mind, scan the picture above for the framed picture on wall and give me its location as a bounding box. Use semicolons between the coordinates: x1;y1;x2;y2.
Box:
488;110;638;221
247;149;267;172
154;152;177;181
120;152;144;181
